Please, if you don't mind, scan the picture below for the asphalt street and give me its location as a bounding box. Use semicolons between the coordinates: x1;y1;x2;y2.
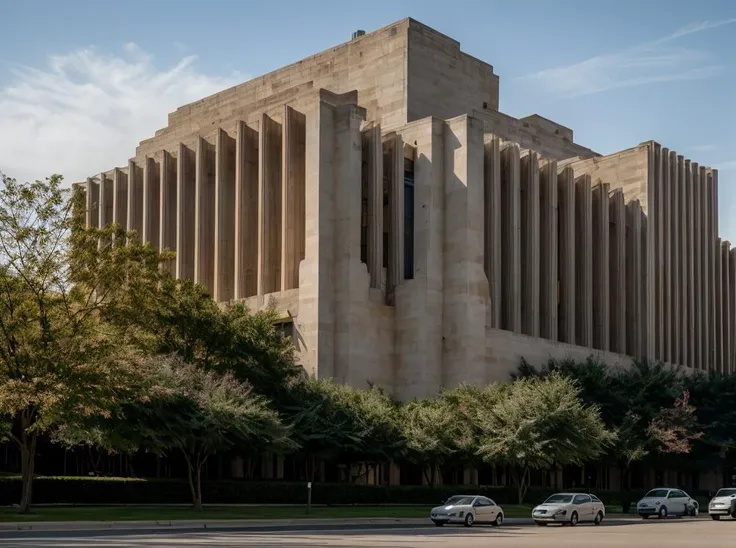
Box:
1;518;735;548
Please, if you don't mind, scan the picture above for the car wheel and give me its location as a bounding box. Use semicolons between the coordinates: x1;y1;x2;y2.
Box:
464;513;474;527
492;513;503;527
711;514;721;521
658;506;668;519
535;521;547;527
731;507;736;519
570;511;579;526
432;520;446;527
594;511;603;525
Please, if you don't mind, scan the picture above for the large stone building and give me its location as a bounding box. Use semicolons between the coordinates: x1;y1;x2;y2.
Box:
79;18;733;402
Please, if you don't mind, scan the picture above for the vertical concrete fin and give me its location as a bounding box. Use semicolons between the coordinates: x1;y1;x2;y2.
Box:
730;248;736;373
362;125;384;290
653;144;664;361
593;183;610;351
670;151;680;365
540;158;558;341
112;167;128;232
126;161;143;242
693;162;702;369
195;136;216;292
685;160;695;367
257;114;283;296
85;177;100;229
176;144;196;281
142;157;160;249
386;133;404;305
722;241;731;373
558;166;576;344
609;189;626;354
234;120;259;299
575;174;593;348
484;134;502;329
663;149;672;364
520;151;540;337
281;105;307;292
627;201;644;358
215;128;237;302
702;166;711;370
98;172;114;228
159;150;177;273
677;155;687;366
501;143;521;333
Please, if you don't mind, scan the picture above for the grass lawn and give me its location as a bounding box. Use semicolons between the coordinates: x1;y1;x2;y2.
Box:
0;504;545;522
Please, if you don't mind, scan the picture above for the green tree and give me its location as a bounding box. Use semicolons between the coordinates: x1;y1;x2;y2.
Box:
400;398;456;485
0;174;164;512
59;356;291;510
476;373;615;504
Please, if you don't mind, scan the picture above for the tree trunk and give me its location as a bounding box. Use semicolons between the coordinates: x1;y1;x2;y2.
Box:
183;452;202;512
18;433;37;513
511;466;529;505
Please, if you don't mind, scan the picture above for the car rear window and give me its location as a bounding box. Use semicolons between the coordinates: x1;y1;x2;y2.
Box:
716;488;736;497
644;489;670;498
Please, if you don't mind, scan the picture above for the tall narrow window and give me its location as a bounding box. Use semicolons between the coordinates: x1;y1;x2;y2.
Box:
404;158;415;280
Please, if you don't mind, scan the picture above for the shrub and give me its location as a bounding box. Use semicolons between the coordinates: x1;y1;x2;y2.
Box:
0;476;713;509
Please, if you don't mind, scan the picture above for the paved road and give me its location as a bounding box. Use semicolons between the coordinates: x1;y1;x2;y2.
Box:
2;518;735;547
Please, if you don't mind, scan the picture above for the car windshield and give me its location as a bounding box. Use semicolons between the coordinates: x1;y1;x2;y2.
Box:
644;489;670;498
544;494;574;504
444;496;475;506
716;488;736;497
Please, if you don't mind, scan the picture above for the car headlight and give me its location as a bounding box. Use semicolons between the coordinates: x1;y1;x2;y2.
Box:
553;510;567;517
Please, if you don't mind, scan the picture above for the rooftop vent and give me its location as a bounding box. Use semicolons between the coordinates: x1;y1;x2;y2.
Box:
352;30;366;40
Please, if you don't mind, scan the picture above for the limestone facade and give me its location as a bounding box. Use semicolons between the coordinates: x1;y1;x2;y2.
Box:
77;18;733;400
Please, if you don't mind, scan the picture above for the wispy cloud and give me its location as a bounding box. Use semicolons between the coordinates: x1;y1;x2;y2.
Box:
520;18;735;97
0;45;243;184
690;144;719;153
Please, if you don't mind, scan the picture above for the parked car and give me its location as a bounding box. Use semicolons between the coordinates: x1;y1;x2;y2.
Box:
532;493;606;526
429;495;504;527
708;487;736;520
636;488;699;519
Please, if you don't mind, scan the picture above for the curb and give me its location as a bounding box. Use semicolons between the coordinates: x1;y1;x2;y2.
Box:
0;517;427;533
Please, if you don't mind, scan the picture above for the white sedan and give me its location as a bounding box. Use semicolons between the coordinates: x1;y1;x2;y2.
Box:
532;493;606;526
636;488;699;519
708;487;736;519
430;495;504;527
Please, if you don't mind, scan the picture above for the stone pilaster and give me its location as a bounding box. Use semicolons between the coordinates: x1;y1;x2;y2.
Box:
281;105;306;293
654;144;664;361
540;158;558;341
234;121;259;300
627;201;644;358
195;136;216;293
385;133;404;305
575;174;593;348
362;125;384;291
663;149;672;364
722;241;731;373
142;157;160;249
593;183;610;351
609;189;626;354
520;151;540;337
215;128;236;302
693;163;702;369
112;167;128;231
558;166;576;344
257;114;283;296
126;160;143;241
176;144;196;281
98;171;114;229
501;143;521;333
483;135;502;329
685;160;695;367
85;177;99;228
442;116;488;387
670;152;680;365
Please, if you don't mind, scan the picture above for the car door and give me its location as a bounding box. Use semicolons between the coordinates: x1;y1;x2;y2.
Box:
473;497;492;522
675;490;692;514
666;490;684;514
573;494;592;521
590;494;604;517
485;498;499;521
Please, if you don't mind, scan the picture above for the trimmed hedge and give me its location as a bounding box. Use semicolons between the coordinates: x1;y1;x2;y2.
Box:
0;476;713;508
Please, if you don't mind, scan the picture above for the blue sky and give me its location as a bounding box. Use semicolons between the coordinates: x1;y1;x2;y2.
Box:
1;0;734;238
